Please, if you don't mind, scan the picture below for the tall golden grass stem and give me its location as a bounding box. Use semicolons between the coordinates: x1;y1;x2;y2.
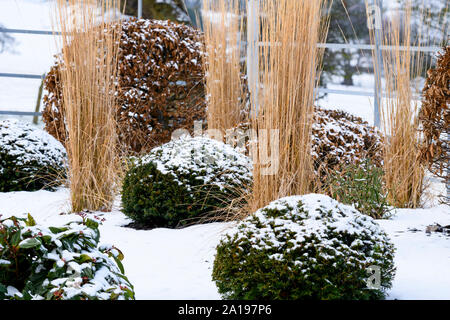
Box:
54;0;122;212
202;0;246;135
250;0;330;211
368;0;429;208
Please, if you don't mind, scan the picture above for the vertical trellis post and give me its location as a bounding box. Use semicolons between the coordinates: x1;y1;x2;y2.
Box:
185;0;203;30
246;0;260;118
372;0;383;128
138;0;143;18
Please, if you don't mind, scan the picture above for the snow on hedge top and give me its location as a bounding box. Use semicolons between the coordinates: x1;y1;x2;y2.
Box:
225;194;395;267
0;119;67;168
140;136;252;190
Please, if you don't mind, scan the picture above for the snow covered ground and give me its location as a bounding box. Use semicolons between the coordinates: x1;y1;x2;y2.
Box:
0;188;449;300
1;0;449;300
0;188;226;299
377;207;450;300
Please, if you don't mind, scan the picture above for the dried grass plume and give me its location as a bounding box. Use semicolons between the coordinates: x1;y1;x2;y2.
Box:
54;0;123;212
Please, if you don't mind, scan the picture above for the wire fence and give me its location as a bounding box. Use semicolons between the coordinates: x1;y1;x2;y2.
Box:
0;4;443;120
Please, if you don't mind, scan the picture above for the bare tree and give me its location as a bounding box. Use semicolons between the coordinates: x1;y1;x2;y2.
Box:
0;24;15;53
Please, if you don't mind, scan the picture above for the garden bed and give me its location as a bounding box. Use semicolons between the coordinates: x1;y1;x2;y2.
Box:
0;188;449;299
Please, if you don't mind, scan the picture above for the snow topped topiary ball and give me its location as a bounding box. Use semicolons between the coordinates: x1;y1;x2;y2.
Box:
121;136;253;228
212;194;396;300
0;119;67;192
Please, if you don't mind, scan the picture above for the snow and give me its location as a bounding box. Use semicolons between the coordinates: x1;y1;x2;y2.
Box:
377;206;450;300
0;188;227;299
140;136;252;191
0;188;448;299
0;259;11;265
318;88;376;125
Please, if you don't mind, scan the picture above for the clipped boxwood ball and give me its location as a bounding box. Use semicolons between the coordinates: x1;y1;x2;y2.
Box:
212;194;396;300
43;18;206;153
121;136;252;228
0;119;67;192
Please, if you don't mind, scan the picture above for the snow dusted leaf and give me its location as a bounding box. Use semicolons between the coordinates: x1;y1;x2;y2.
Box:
18;238;41;249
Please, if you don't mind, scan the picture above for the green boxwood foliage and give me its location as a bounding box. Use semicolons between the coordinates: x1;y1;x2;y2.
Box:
0;119;67;192
0;213;134;300
212;194;396;300
121;136;252;228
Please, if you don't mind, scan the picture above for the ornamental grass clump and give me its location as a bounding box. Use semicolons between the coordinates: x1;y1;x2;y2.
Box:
368;1;441;208
250;0;330;211
202;0;246;134
379;6;424;208
213;194;396;300
0;119;67;192
121;136;252;228
54;0;122;212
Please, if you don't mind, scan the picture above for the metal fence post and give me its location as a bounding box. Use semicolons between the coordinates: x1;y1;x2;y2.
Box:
138;0;143;19
373;0;383;129
247;0;259;119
